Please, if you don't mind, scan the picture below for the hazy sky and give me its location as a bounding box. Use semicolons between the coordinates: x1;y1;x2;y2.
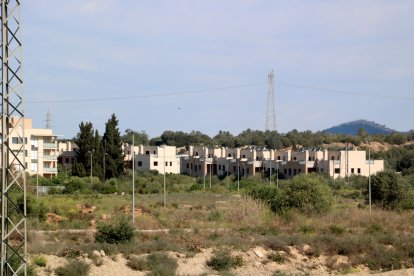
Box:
23;1;414;139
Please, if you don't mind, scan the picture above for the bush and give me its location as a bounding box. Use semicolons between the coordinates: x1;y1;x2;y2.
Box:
95;215;135;244
127;256;148;271
146;252;178;276
369;171;413;209
55;259;90;276
207;247;243;271
33;255;47;267
249;174;333;214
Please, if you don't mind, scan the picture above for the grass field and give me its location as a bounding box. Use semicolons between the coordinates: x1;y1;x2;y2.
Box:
27;189;414;274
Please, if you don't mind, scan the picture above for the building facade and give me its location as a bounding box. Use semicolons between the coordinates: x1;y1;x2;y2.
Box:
8;117;59;178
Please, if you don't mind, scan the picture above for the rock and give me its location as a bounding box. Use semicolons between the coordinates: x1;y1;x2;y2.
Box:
253;248;266;258
121;192;125;196
92;250;101;258
99;250;106;257
89;220;96;227
82;253;89;258
100;214;108;220
254;261;262;268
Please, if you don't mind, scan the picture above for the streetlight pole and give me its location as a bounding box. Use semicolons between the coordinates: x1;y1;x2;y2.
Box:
163;145;166;208
276;161;279;189
132;135;135;222
237;159;240;192
368;140;371;214
88;150;93;185
269;158;272;185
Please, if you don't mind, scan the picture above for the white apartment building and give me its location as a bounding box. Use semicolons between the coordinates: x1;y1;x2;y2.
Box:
8;117;58;178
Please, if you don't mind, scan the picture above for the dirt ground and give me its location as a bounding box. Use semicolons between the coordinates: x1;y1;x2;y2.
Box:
33;246;414;276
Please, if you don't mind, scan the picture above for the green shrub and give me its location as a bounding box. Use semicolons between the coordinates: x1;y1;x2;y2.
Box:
33;255;47;267
127;256;148;271
249;174;333;214
95;215;135;244
369;171;412;209
55;259;90;276
267;252;286;263
207;247;243;271
146;252;178;276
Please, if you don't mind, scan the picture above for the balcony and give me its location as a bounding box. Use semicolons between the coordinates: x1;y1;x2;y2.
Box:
43;155;57;161
43;143;57;149
43;168;58;173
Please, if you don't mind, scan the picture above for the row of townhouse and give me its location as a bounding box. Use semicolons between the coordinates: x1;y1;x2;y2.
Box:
130;145;384;179
2;117;384;180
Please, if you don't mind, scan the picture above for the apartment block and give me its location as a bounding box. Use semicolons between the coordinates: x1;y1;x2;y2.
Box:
8;117;58;178
134;145;184;174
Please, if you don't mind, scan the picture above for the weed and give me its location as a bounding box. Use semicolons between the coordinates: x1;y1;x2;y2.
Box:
329;225;345;235
127;256;148;271
55;259;90;276
207;247;243;271
33;255;47;267
146;252;178;276
267;252;286;263
59;247;82;258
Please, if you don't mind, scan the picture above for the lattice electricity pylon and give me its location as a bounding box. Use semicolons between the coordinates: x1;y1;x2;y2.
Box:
265;69;276;131
1;1;27;275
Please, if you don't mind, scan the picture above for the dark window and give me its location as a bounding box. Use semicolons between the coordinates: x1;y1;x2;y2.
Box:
331;156;335;160
278;156;281;160
288;168;292;175
138;161;142;167
195;152;199;156
298;169;301;173
242;155;246;158
335;168;340;174
190;163;193;169
228;154;231;157
65;158;69;163
154;161;158;166
284;169;287;175
357;168;361;174
12;137;19;144
308;157;311;161
165;162;168;166
351;168;354;174
293;157;297;160
195;166;198;172
294;169;297;175
247;168;250;174
186;163;189;169
145;151;150;155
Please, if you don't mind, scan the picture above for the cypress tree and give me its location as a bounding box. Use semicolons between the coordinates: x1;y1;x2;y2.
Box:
103;114;124;178
73;122;94;177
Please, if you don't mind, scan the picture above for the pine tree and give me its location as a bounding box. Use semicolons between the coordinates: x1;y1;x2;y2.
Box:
73;122;94;177
103;114;124;178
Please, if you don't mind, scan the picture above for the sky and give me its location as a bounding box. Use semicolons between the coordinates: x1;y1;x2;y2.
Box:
23;0;414;139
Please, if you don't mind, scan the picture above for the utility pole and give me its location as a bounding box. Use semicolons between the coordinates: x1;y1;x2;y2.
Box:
265;69;276;131
368;140;371;214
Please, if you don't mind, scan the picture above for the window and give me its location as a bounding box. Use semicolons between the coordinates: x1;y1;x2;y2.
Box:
331;156;335;160
195;152;199;156
195;166;198;172
293;157;297;161
228;154;231;157
247;168;250;174
153;161;158;166
357;168;361;174
288;168;292;175
165;162;168;166
65;158;69;163
138;161;142;167
170;162;172;166
284;169;287;175
218;165;221;170
335;168;340;174
30;163;38;172
278;156;281;160
190;163;193;169
298;169;301;173
145;151;149;155
186;163;189;169
242;155;246;158
308;157;311;161
293;169;297;175
12;137;19;144
351;168;354;174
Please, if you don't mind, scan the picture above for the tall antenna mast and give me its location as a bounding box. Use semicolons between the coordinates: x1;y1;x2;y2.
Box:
265;69;276;131
46;110;52;129
1;0;27;274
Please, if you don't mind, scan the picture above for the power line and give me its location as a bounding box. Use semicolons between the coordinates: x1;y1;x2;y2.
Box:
26;80;414;105
27;82;267;104
279;82;414;101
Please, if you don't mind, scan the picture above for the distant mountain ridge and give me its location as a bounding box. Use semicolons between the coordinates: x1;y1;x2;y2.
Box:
324;120;396;135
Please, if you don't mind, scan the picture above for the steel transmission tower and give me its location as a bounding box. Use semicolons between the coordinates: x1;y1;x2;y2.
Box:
1;0;27;275
265;69;276;131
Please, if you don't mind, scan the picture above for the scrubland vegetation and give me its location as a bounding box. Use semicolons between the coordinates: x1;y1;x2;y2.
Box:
24;158;414;275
